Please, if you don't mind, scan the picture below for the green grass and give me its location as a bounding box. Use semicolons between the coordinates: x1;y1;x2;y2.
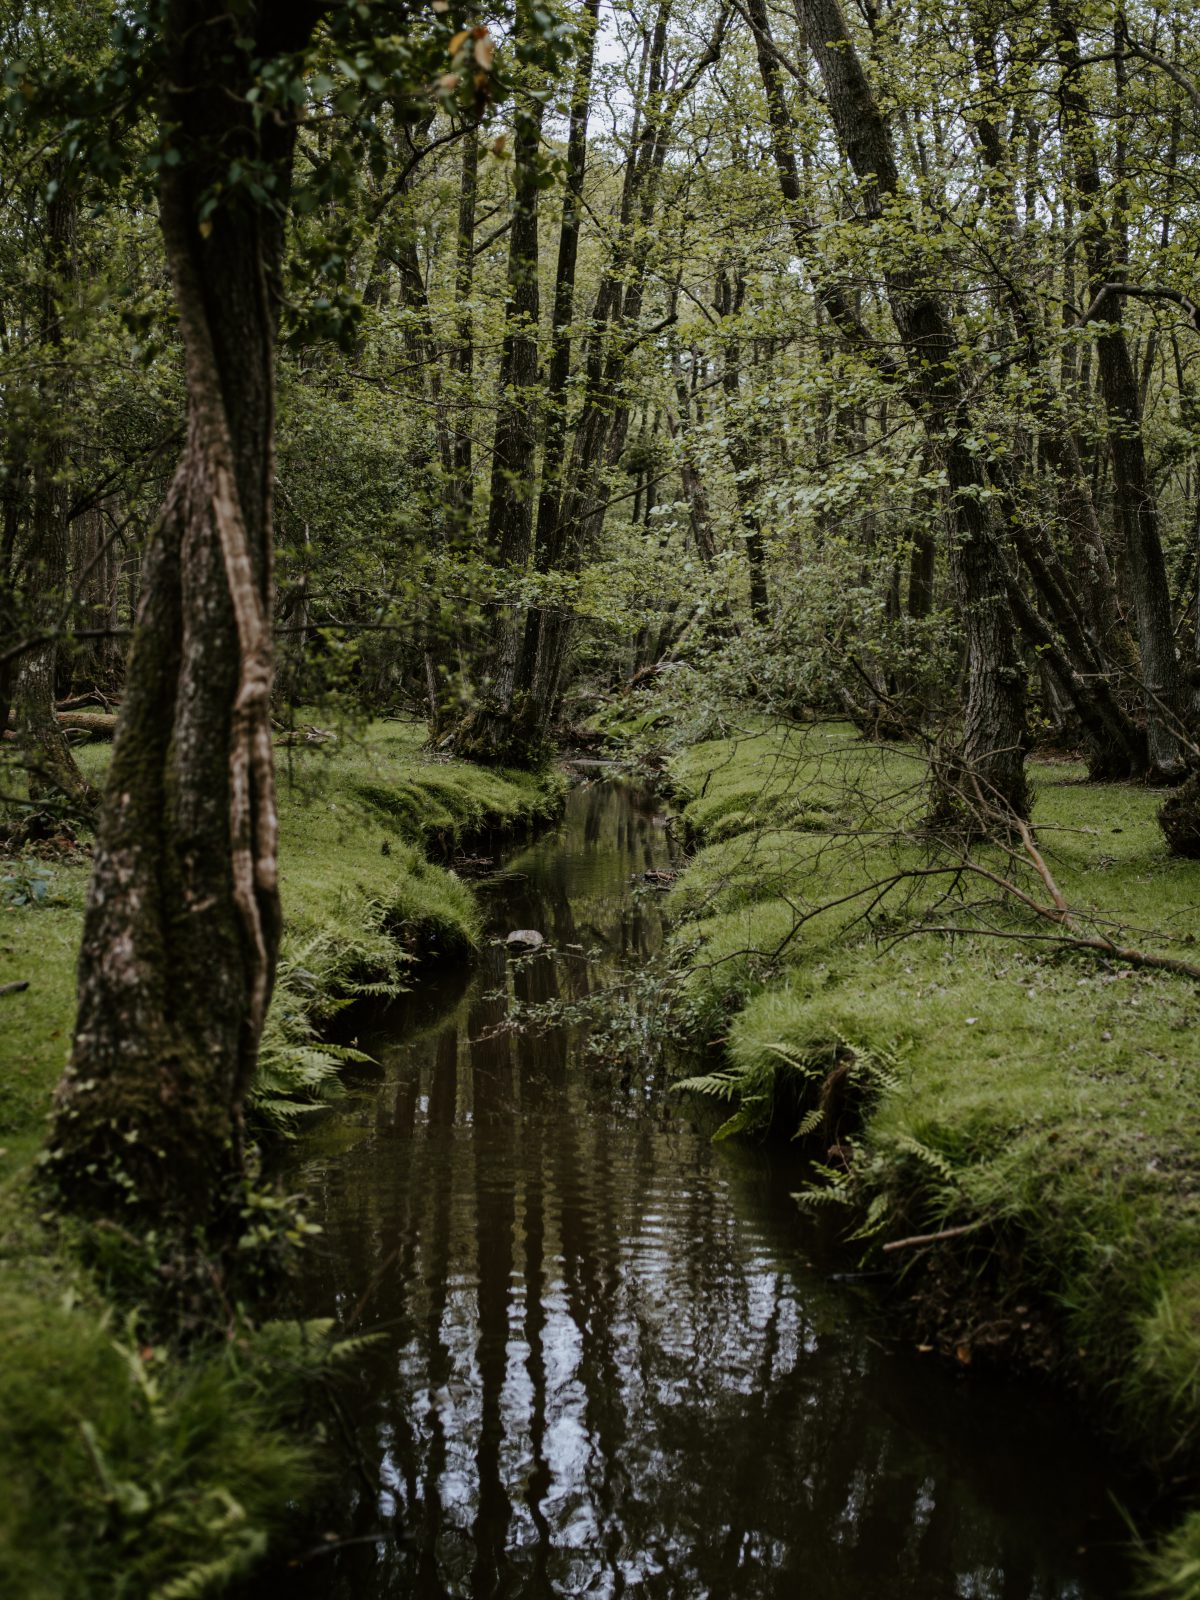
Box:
0;1273;327;1600
666;721;1200;1594
0;718;561;1597
1;719;562;1152
276;719;560;979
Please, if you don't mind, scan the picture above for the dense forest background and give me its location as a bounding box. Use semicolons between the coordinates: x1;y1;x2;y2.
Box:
9;0;1200;801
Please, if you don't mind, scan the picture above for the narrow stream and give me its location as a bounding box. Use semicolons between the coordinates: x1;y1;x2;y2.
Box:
263;779;1132;1599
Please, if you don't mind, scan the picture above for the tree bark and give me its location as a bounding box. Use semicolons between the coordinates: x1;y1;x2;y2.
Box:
451;124;480;523
13;183;95;813
1053;2;1186;777
514;4;727;747
795;0;1029;816
665;349;717;566
49;0;314;1227
716;267;769;625
453;77;545;762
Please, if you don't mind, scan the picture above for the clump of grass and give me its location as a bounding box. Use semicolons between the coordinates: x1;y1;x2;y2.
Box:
0;1282;327;1600
1142;1508;1200;1599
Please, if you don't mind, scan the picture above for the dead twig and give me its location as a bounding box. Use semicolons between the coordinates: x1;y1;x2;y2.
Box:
881;1220;988;1253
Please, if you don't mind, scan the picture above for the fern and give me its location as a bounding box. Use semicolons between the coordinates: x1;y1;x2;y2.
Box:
676;1030;903;1148
713;1097;771;1142
793;1178;853;1211
672;1067;745;1102
847;1189;893;1242
249;940;386;1136
151;1523;267;1600
892;1132;959;1187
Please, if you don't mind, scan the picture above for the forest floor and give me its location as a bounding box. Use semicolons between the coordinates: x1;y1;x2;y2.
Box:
0;720;562;1600
649;715;1200;1595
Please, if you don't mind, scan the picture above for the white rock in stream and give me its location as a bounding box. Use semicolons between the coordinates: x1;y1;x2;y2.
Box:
505;929;545;951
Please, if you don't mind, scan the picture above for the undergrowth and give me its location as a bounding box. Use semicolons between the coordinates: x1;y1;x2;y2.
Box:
0;1285;333;1600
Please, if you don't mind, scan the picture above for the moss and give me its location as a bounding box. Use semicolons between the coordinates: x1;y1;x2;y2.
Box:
0;858;88;1168
668;721;1200;1587
1;718;562;1152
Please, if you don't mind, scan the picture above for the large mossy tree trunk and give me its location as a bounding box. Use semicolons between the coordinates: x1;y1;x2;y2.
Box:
48;0;314;1228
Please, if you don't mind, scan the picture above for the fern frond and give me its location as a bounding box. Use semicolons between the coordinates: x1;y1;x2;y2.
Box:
672;1068;744;1102
892;1132;958;1186
795;1106;824;1139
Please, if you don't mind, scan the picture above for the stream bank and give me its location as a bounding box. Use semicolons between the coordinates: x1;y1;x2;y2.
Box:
255;777;1136;1599
660;720;1200;1595
0;720;562;1599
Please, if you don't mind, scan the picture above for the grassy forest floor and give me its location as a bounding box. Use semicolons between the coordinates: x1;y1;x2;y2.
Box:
0;720;562;1599
644;714;1200;1595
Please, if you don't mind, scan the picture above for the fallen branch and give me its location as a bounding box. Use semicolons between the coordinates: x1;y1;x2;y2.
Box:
5;710;117;737
56;711;117;736
882;1220;988;1253
901;921;1200;982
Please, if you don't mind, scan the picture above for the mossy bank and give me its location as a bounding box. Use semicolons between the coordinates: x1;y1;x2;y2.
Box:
0;720;563;1599
664;720;1200;1598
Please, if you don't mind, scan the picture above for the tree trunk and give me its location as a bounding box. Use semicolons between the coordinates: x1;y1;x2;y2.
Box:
453;79;544;763
13;184;95;813
1053;2;1186;778
795;0;1029;816
49;0;312;1227
451;125;480;524
716;267;769;625
506;3;727;754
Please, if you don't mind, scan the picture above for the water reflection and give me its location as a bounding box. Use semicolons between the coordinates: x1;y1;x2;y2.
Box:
264;782;1128;1600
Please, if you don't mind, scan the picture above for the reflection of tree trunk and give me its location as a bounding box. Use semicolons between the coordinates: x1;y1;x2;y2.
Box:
414;1025;457;1591
512;965;554;1590
469;976;514;1596
50;0;313;1225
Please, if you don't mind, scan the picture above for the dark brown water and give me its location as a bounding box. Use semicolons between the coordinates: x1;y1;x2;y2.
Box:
263;779;1132;1600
